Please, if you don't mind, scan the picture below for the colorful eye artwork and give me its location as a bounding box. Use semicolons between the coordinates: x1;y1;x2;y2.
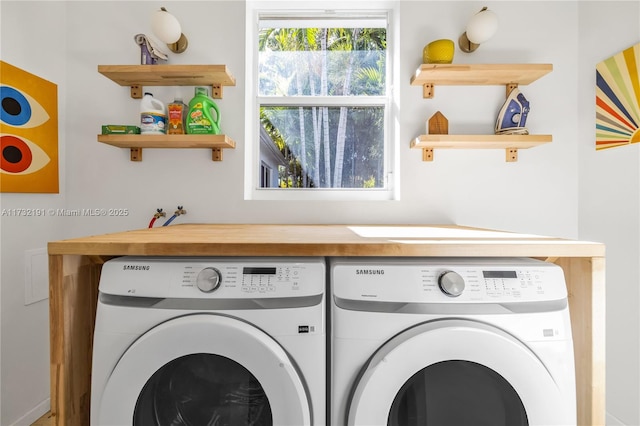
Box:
0;61;58;192
596;43;640;150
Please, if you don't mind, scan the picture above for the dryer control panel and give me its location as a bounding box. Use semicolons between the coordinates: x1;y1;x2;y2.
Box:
99;256;325;299
331;257;567;304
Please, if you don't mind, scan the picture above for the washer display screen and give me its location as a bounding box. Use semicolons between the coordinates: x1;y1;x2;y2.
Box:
243;267;277;275
482;271;518;279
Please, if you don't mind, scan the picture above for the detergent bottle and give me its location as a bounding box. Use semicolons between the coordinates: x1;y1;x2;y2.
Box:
139;92;166;134
186;87;221;135
167;96;187;135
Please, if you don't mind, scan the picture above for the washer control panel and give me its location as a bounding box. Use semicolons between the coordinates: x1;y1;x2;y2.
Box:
332;257;567;303
238;265;302;294
99;257;325;298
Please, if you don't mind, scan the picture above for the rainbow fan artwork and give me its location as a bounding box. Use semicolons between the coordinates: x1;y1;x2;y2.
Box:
596;43;640;150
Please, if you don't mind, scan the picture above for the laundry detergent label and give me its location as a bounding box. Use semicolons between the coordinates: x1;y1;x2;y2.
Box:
140;112;166;134
187;108;213;133
167;103;186;134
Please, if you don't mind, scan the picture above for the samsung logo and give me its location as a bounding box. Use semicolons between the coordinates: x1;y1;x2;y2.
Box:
123;265;150;271
356;269;385;275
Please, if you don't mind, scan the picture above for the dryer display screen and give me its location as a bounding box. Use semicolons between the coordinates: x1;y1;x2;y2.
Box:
483;271;517;279
243;267;277;275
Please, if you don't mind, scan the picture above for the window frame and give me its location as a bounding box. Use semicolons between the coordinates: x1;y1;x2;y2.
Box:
244;1;399;201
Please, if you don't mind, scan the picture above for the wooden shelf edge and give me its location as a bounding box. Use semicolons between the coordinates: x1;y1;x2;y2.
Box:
97;64;236;87
410;63;553;87
411;134;552;162
98;64;236;98
98;134;235;161
411;134;552;149
97;134;236;149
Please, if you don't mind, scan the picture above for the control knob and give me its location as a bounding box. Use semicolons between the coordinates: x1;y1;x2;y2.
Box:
438;271;465;297
196;267;222;293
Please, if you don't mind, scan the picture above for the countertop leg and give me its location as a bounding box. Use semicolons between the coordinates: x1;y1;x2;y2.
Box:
49;254;103;426
556;256;606;426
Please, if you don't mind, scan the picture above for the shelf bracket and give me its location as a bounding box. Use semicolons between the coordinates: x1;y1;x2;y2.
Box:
506;148;518;162
422;148;434;161
211;83;223;99
127;147;225;161
130;83;223;99
130;148;143;161
131;85;143;99
506;83;518;98
423;83;434;99
422;111;447;161
212;148;223;161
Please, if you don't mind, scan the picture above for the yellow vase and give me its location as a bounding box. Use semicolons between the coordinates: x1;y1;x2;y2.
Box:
423;39;454;64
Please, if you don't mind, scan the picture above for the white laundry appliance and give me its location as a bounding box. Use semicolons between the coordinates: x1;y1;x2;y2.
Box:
330;257;576;426
91;256;325;426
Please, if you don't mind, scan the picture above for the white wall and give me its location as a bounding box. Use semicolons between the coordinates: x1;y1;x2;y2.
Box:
0;2;68;424
577;2;640;425
399;1;579;238
0;1;636;425
58;0;581;239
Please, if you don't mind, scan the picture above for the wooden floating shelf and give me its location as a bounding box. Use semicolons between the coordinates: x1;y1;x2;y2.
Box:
411;63;553;98
97;134;236;162
97;65;236;99
412;134;553;148
411;134;552;162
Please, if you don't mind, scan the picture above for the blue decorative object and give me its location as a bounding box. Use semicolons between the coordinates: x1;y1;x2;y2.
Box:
495;88;530;135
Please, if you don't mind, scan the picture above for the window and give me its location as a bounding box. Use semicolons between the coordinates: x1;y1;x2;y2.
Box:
246;7;397;200
260;162;272;188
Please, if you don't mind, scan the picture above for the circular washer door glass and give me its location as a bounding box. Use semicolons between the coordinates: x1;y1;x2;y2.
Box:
134;353;272;426
388;360;527;426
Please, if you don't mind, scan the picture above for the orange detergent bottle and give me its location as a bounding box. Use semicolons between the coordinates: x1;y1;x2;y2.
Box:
167;97;187;135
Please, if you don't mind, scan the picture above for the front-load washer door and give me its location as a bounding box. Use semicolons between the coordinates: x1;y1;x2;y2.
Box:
347;319;574;426
96;314;311;426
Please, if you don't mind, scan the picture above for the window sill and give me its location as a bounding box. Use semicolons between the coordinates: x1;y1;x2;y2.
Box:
247;188;397;201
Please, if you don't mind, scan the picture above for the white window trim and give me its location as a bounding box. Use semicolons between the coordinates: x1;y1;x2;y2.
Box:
244;1;400;201
258;96;388;107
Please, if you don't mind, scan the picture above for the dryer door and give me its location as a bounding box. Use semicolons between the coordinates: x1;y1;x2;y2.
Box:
97;314;311;426
347;319;573;426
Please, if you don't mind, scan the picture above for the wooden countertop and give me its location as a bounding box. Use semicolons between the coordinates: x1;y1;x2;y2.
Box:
47;223;606;426
48;223;604;258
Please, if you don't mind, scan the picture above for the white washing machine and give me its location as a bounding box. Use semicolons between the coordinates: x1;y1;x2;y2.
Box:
91;256;325;426
330;257;576;426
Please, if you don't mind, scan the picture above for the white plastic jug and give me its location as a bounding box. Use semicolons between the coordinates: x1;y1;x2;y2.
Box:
140;92;167;134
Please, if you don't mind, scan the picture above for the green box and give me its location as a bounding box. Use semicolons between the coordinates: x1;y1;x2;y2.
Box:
101;125;140;135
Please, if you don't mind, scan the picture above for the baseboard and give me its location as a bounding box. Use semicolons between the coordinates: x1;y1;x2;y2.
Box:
9;399;50;426
607;411;627;426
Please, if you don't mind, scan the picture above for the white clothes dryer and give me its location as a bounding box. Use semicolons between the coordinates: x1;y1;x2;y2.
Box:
91;256;325;426
330;257;576;426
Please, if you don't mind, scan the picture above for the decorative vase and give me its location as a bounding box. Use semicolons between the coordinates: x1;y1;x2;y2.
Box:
423;39;454;64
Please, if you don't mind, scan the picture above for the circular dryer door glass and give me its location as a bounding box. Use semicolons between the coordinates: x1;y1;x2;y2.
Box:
387;360;527;426
96;314;311;425
133;353;272;426
346;319;573;426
